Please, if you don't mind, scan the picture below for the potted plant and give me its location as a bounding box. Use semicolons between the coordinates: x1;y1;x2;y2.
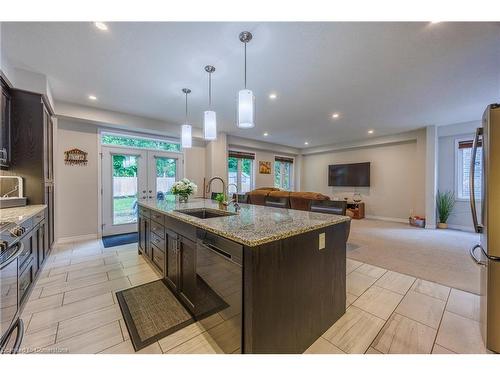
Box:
214;193;227;210
436;190;455;229
170;178;197;203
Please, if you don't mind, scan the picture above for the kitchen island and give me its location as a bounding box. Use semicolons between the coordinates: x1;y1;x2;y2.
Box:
137;198;349;354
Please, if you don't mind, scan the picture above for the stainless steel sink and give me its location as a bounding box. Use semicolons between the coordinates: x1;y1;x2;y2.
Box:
174;208;237;219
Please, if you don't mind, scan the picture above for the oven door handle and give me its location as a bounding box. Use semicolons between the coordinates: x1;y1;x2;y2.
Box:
0;318;24;354
0;242;24;271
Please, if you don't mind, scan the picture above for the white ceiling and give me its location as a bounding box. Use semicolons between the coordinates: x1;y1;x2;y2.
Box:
2;22;499;148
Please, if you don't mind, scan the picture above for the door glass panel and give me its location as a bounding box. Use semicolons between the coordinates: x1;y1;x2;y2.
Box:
241;159;252;193
156;157;176;199
112;154;138;225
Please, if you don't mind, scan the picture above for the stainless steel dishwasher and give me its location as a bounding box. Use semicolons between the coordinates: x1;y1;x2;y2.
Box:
196;229;242;354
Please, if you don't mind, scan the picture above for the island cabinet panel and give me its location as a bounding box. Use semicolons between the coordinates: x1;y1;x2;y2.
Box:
138;215;150;256
179;236;197;308
165;229;180;291
243;222;347;354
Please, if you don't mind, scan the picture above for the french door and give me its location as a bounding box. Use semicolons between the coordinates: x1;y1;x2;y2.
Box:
102;147;182;236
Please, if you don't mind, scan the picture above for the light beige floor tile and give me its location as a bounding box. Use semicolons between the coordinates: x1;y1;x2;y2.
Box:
158;313;224;353
445;288;480;322
107;263;152;280
346;259;363;274
432;344;457;354
100;340;162;354
34;273;68;287
62;277;131;305
48;258;105;277
322;306;385;354
346;293;358;306
120;257;147;268
435;311;487;354
411;279;450;301
166;332;223;354
356;264;387;279
304;337;345;354
20;325;58;353
66;262;122;281
22;293;64;316
365;347;382;354
128;270;161;286
395;291;446;328
346;271;378;297
45;321;123;354
205;315;241;353
40;272;109;298
28;293;115;332
353;285;403;320
57;305;123;341
375;271;416;295
372;313;437;354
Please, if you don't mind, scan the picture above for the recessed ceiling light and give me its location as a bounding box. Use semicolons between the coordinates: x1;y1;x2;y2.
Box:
332;113;340;119
263;132;269;137
269;93;277;100
88;95;97;101
94;22;108;31
304;141;309;145
368;130;374;134
430;21;441;24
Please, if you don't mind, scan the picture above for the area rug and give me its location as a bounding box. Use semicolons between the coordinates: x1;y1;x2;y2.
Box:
346;219;480;294
102;232;138;248
116;279;195;350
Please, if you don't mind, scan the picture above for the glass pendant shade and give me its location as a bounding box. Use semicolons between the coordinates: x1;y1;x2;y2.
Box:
203;110;217;140
237;89;255;129
181;124;192;148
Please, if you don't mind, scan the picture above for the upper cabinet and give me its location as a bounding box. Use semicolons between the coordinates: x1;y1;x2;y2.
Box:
0;77;12;168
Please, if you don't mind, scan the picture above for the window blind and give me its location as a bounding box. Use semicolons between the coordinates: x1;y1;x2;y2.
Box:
228;150;255;160
275;156;294;164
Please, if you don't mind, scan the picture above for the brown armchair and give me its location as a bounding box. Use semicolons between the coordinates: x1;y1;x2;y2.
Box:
289;192;330;211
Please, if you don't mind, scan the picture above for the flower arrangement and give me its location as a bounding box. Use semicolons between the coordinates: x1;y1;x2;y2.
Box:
171;178;197;203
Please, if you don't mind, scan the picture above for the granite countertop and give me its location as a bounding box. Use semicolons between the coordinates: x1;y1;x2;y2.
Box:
139;198;350;246
0;204;47;225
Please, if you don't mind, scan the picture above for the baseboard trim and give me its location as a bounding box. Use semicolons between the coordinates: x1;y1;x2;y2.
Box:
365;215;408;224
57;233;99;244
447;224;475;232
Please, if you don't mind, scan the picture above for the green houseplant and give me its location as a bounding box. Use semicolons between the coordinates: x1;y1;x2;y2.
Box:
214;193;227;210
436;190;455;229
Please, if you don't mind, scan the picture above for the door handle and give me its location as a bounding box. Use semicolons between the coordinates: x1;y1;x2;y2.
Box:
470;244;487;266
470;127;483;234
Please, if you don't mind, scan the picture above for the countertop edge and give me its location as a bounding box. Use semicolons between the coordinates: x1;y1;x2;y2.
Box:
139;202;350;247
0;205;47;226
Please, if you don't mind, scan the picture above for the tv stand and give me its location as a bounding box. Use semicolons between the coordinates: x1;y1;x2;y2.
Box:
346;202;365;219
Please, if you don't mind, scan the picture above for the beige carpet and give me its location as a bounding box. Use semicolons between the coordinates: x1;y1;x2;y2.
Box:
347;219;480;294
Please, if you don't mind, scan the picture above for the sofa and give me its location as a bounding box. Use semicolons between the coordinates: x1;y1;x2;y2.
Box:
247;188;330;211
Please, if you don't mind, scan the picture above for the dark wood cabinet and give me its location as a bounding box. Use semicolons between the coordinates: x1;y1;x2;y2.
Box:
179;236;197;308
0;77;11;168
138;215;147;255
7;89;55;251
165;229;180;290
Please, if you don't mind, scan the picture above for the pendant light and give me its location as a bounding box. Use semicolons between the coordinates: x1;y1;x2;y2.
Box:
203;65;217;140
181;88;192;148
237;31;255;129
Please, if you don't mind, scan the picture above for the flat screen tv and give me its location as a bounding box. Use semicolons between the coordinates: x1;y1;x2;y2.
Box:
328;162;370;187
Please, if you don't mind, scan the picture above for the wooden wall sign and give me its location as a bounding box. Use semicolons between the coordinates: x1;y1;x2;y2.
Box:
64;148;88;166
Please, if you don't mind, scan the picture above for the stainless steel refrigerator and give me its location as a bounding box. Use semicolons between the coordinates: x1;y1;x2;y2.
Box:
470;103;500;353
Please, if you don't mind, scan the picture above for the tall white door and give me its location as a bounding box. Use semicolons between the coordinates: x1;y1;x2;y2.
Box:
102;147;183;236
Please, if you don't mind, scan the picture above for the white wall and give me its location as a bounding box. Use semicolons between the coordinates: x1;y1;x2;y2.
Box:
301;141;423;221
438;121;481;231
56;119;99;239
184;146;206;197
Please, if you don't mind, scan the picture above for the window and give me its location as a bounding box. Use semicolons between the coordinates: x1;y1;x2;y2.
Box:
456;138;482;200
101;133;181;152
274;156;294;191
228;151;254;193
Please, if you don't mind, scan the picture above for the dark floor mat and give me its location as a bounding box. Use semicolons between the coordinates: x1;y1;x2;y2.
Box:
116;279;195;351
102;232;138;248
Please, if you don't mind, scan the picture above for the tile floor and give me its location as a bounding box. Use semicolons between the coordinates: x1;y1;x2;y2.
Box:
17;239;489;354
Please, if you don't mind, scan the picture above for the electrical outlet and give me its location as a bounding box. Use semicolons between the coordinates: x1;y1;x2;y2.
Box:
319;232;325;250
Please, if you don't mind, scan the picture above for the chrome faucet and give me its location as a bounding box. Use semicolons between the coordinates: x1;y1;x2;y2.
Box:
205;176;226;201
227;183;240;212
